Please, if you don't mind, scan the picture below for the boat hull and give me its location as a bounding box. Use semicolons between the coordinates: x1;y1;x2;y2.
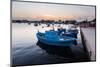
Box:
36;33;77;47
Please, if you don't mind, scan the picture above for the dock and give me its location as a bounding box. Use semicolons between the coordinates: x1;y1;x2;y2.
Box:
81;27;96;61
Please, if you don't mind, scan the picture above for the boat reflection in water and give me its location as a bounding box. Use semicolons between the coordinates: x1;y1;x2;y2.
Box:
36;41;74;58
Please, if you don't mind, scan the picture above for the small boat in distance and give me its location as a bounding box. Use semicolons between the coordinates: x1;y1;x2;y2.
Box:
34;23;38;26
36;28;78;47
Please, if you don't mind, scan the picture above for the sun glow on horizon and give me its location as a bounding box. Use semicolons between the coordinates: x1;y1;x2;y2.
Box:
42;14;57;20
12;1;95;21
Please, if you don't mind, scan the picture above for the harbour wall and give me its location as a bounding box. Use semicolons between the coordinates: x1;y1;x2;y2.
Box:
80;27;96;61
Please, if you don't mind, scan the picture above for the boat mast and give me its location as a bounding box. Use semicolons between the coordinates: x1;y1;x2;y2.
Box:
52;22;54;30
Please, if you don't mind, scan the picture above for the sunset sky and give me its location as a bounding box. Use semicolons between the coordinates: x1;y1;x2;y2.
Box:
12;1;95;21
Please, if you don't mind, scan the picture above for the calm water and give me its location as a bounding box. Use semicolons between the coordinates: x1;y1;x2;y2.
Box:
12;23;89;66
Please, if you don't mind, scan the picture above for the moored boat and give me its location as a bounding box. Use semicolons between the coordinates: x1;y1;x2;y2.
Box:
36;29;77;47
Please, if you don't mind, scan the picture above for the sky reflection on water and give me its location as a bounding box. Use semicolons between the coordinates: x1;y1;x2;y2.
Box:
12;23;89;66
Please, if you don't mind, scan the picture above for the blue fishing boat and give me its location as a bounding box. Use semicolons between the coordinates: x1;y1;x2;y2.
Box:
36;29;77;47
57;28;78;38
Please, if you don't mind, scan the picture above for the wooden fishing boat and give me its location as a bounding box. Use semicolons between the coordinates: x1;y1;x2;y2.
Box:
36;29;77;47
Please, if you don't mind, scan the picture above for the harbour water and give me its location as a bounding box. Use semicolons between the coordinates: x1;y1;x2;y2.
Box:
12;23;90;66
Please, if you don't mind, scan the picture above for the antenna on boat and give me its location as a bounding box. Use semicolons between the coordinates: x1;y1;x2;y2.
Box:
52;22;55;30
53;24;54;30
35;25;39;33
37;29;39;32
